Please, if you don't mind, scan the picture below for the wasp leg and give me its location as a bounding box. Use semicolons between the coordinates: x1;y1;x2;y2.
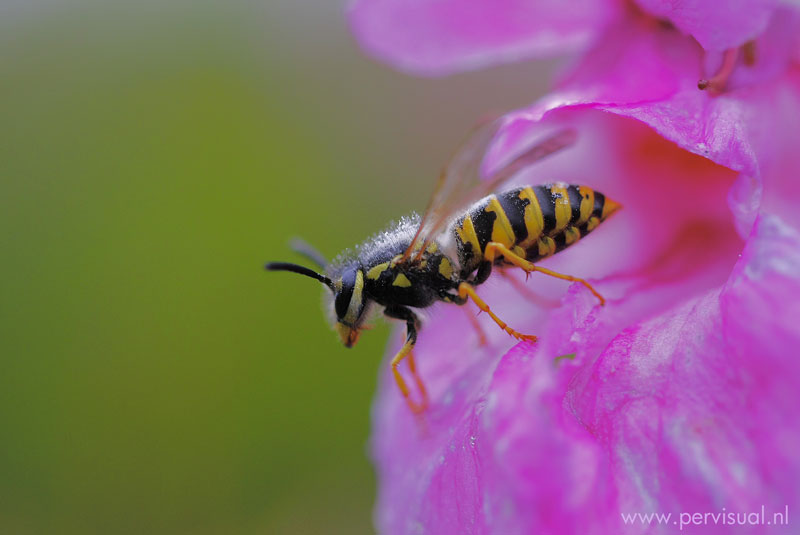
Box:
463;306;489;346
438;289;487;346
440;287;490;345
484;242;605;305
457;282;538;343
384;306;428;414
498;268;561;309
406;350;428;409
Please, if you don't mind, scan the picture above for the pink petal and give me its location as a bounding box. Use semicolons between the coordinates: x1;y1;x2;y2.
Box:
634;0;778;51
495;10;800;228
722;216;800;512
570;214;800;522
367;4;800;533
348;0;620;76
372;111;746;533
372;115;800;528
479;343;612;534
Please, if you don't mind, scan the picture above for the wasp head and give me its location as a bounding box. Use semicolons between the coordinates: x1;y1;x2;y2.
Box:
332;266;368;348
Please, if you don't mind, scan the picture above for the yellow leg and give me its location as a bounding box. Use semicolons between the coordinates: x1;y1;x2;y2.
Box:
499;268;561;309
457;282;538;342
406;351;429;409
484;242;606;305
390;339;428;414
463;305;489;346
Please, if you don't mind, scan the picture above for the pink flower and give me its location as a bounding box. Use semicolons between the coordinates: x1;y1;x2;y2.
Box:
349;0;622;76
349;0;792;76
350;1;800;533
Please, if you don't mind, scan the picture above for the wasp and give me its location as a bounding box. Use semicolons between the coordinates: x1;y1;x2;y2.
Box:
266;119;621;414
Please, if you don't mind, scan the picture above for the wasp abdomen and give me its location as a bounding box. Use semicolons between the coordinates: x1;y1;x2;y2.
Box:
453;184;621;277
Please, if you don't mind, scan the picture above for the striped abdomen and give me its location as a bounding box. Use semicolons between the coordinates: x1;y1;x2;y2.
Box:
452;184;621;278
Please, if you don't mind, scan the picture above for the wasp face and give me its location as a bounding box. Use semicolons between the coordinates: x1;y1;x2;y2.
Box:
333;267;367;348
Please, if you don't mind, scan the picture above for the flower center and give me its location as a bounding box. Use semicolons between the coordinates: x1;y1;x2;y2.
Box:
698;41;756;94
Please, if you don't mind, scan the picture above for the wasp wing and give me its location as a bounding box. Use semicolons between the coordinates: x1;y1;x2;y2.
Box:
402;118;577;263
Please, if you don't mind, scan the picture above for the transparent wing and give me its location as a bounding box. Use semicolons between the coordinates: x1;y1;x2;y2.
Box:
402;117;577;263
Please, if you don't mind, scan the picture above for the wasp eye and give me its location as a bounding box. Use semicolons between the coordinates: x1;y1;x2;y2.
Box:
334;269;357;321
335;268;367;325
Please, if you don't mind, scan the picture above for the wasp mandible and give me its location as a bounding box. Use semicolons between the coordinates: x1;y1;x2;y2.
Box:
266;119;621;414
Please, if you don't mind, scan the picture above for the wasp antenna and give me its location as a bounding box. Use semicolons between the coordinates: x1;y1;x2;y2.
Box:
289;237;328;268
265;262;335;291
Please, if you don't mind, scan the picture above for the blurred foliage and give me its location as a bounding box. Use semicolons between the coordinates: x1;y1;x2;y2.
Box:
0;5;383;534
0;2;553;533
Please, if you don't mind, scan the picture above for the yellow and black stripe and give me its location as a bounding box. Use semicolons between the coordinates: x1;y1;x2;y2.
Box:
453;183;621;277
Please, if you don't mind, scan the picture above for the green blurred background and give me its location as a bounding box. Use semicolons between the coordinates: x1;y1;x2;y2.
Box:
0;2;553;533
